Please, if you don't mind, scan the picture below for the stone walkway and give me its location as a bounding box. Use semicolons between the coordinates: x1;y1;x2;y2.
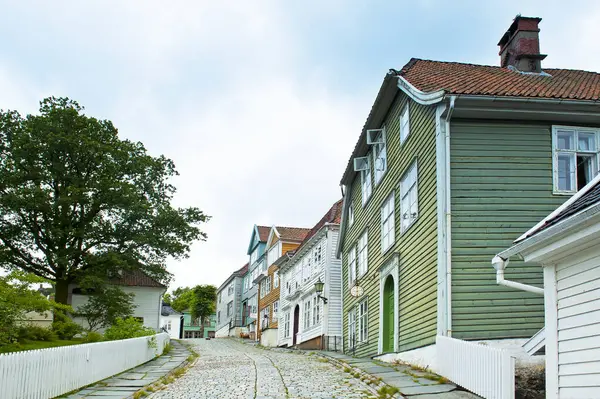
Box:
320;351;482;398
64;340;189;399
148;338;377;398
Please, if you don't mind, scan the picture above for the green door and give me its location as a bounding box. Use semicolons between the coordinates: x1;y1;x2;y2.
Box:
382;276;395;353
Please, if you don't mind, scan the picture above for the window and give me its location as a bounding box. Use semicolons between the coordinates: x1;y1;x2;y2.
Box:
252;267;258;283
274;271;279;288
226;301;233;317
283;312;290;337
400;104;410;144
312;295;320;325
348;247;357;285
260;307;270;330
260;260;267;273
260;276;271;298
294;264;302;288
166;320;172;331
266;275;272;293
268;243;281;265
228;284;234;295
381;193;395;252
357;231;368;277
553;127;600;193
218;292;222;304
348;202;354;227
368;128;387;185
303;298;312;330
250;248;258;265
400;162;418;233
313;245;321;275
354;156;372;205
348;309;356;349
217;311;221;324
302;257;311;282
273;300;279;319
358;299;368;342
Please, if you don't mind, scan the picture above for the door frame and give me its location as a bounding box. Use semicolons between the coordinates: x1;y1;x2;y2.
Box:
378;255;399;354
293;305;300;346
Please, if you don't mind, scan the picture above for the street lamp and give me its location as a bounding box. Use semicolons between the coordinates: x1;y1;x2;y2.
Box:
314;278;328;304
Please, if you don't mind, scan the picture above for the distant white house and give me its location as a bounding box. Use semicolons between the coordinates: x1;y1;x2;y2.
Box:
69;269;166;332
160;304;182;339
494;174;600;399
278;199;343;350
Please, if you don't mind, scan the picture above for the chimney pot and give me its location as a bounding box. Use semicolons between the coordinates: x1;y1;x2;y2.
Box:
498;15;546;73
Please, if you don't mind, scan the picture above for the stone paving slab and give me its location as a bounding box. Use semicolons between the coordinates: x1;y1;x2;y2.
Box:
400;384;457;396
416;391;483;399
64;340;190;399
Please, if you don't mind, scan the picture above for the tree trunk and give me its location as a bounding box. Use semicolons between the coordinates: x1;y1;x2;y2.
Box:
55;278;70;305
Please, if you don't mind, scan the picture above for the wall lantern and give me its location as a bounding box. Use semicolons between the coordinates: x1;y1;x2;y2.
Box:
314;278;328;304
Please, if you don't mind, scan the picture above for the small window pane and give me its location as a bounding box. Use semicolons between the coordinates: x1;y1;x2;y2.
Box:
556;131;575;150
578;133;596;152
557;153;576;192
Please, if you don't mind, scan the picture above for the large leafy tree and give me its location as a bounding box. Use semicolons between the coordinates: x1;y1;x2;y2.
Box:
75;285;136;332
0;97;209;305
190;284;217;323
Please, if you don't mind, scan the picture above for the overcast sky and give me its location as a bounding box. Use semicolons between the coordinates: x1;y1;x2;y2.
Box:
1;1;599;290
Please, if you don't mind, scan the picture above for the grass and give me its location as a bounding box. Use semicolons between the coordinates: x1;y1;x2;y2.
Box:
0;338;83;354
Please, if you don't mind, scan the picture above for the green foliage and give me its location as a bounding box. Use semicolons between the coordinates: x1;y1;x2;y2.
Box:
0;272;54;346
17;325;57;342
75;285;135;331
170;287;193;313
81;331;104;343
190;285;217;323
51;310;83;340
104;317;156;341
162;342;173;355
0;97;210;304
162;292;173;305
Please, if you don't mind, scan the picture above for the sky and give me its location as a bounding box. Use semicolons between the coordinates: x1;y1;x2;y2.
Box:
1;1;599;290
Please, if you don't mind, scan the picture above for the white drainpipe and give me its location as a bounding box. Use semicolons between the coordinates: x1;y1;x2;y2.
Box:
491;255;544;295
444;96;455;336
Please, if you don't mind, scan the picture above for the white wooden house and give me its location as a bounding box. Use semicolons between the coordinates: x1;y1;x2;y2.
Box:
278;200;343;350
494;174;600;398
69;269;166;332
160;304;183;339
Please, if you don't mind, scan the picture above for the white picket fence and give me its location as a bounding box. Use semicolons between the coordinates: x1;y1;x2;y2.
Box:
437;336;515;399
0;333;170;399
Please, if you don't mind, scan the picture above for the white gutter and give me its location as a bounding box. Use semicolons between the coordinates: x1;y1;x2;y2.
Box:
491;256;544;295
444;96;455;336
397;76;446;105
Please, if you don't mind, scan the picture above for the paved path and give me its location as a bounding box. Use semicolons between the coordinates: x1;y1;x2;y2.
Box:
148;338;376;399
65;340;189;399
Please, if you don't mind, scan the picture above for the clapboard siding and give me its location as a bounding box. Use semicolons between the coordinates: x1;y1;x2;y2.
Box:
450;121;567;340
341;92;438;357
327;229;343;338
556;252;600;397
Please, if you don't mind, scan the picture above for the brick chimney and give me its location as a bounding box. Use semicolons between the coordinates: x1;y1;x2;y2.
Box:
498;15;546;73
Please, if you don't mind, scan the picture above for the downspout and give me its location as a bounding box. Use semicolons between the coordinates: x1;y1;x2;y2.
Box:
491;256;544;295
444;96;455;336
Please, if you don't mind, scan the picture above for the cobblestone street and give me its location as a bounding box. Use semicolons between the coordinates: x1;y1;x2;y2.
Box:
149;339;374;399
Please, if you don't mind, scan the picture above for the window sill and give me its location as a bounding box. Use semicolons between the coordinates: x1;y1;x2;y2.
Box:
552;190;575;196
400;217;418;236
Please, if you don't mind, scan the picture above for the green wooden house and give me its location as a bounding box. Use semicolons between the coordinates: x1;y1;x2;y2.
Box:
182;310;203;339
203;313;217;338
337;16;600;363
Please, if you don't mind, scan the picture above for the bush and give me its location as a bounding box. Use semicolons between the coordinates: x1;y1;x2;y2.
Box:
51;311;83;340
82;331;104;343
18;325;57;342
104;317;156;341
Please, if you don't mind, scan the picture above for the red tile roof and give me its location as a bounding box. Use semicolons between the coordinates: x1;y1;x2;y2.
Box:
396;58;600;101
236;263;249;275
112;269;166;288
299;199;344;248
276;227;311;243
257;226;270;242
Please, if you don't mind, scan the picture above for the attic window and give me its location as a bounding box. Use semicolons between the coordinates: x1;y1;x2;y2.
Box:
368;128;387;185
400;105;410;144
553;126;600;194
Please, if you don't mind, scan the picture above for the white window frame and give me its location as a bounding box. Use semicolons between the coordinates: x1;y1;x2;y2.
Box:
358;299;368;343
348;246;357;286
368;128;387;185
283;312;290;337
250;248;258;265
227;301;233;318
357;230;368;277
228;284;234;295
400;104;410;144
380;193;395;253
272;300;279;319
348;201;354;227
348;309;356;349
312;294;320;326
552;126;600;194
355;156;372;206
400;161;419;234
303;298;312;330
274;270;279;288
268;242;281;266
